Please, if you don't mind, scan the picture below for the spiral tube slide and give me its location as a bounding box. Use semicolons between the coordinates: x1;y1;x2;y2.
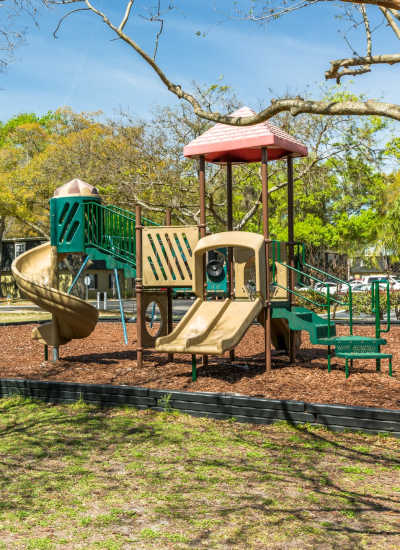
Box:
12;242;98;347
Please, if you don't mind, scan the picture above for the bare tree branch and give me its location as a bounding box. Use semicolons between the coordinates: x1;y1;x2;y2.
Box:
53;7;89;38
325;53;400;83
119;0;134;32
242;0;400;21
152;11;163;59
380;6;400;38
47;1;400;125
338;0;400;9
360;5;372;56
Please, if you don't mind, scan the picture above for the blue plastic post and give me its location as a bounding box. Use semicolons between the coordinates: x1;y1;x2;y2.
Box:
114;268;128;345
67;255;91;294
150;301;156;329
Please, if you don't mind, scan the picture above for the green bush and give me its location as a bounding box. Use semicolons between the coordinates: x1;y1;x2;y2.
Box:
351;289;395;319
294;289;337;314
294;288;397;319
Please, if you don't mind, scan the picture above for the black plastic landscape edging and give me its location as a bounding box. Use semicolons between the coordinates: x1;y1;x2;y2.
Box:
0;378;399;437
1;316;399;327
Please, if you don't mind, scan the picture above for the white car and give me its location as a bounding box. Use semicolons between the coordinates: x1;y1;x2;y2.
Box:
361;276;400;290
314;282;339;295
339;279;366;293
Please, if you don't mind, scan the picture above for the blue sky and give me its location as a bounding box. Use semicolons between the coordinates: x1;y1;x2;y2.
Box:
1;0;399;122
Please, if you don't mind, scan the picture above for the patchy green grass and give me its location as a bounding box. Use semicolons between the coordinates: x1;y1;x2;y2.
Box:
0;396;399;549
0;309;127;324
0;311;52;323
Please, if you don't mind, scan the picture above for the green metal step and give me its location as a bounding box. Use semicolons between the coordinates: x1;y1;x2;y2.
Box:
272;305;336;345
333;335;387;353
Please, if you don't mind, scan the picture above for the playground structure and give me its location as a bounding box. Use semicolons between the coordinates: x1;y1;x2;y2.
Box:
11;107;393;377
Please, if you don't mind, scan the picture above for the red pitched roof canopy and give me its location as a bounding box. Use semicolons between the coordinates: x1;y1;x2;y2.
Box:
183;106;308;164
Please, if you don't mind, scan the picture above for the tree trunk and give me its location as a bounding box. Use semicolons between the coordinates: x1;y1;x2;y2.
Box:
0;217;7;298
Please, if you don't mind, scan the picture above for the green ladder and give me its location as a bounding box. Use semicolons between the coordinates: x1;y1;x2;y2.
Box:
271;242;392;377
333;280;392;377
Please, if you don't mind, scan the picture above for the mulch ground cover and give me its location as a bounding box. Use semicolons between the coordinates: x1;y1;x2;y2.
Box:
0;322;399;410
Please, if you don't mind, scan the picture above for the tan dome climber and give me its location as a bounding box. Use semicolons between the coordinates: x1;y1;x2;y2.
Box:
53;178;100;198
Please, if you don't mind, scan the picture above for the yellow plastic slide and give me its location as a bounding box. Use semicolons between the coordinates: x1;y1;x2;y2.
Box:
156;297;264;355
156;230;289;356
12;242;98;347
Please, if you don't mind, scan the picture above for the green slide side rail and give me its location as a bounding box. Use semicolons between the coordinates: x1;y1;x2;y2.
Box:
83;201;157;268
271;240;353;339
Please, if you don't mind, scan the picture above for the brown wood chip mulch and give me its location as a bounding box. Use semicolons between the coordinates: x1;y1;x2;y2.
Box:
1;323;399;410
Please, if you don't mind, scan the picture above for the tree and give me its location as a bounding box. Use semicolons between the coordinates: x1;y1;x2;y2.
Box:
124;85;389;258
375;141;400;262
0;94;390;265
0;1;47;72
46;0;400;126
0;110;65;237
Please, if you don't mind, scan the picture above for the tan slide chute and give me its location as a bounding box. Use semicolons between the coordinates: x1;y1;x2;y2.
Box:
156;231;300;355
156;296;264;355
157;232;266;355
12;242;98;347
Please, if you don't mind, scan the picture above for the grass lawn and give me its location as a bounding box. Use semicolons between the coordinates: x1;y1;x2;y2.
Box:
0;397;399;549
0;310;124;324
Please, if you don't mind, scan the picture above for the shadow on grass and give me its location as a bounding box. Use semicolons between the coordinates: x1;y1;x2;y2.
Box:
0;397;399;548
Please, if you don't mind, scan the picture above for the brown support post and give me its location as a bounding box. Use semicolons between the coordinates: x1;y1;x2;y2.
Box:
261;148;272;373
166;208;173;363
199;156;206;240
227;160;235;362
199;156;208;369
135;205;143;368
287;154;296;364
50;245;59;361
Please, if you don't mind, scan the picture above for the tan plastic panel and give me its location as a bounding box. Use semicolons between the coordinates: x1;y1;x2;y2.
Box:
12;242;98;347
192;231;266;299
142;226;199;287
141;291;169;348
271;262;289;300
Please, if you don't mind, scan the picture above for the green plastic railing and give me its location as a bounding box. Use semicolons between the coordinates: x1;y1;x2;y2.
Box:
371;280;391;338
271;240;353;337
83;201;157;267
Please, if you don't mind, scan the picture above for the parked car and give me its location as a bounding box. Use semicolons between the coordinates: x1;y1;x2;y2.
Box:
349;282;369;293
361;276;400;290
314;282;339;295
338;279;367;293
